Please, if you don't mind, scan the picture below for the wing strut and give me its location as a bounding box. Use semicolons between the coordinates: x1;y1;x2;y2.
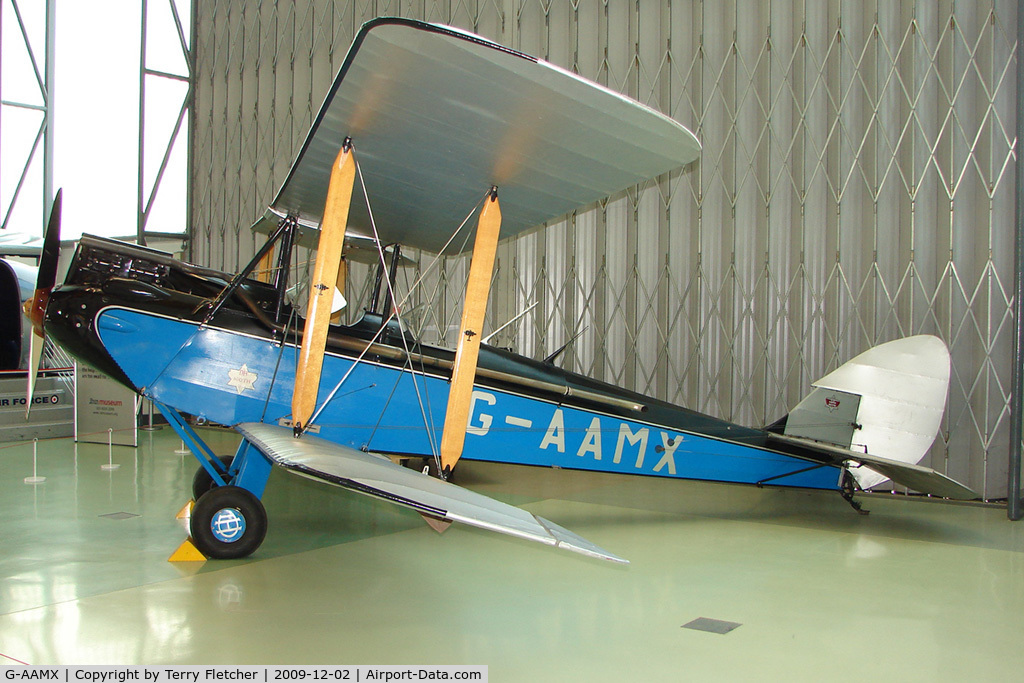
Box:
439;187;501;475
255;246;276;284
292;138;356;435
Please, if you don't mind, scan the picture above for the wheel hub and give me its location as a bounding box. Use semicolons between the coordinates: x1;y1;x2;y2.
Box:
211;507;246;543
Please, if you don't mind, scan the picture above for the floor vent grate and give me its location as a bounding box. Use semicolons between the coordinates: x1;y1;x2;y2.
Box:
682;618;741;635
99;512;140;520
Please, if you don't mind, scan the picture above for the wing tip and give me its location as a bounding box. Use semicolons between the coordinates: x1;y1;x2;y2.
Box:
534;514;629;565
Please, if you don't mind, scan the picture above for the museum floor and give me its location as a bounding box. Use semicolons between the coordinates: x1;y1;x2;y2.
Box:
1;426;1022;680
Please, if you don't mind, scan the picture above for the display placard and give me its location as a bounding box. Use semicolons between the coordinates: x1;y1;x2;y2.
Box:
75;362;138;446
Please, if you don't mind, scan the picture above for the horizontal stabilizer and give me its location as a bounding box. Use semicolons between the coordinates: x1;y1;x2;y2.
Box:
235;422;627;563
768;432;977;500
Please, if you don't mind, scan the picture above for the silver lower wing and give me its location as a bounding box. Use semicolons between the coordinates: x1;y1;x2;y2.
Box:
235;422;627;564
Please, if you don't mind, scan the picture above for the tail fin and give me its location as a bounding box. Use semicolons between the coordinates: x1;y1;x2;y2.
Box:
783;336;950;491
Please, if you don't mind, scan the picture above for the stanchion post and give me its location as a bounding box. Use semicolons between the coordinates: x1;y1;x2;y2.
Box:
101;428;120;470
140;398;163;432
24;439;46;484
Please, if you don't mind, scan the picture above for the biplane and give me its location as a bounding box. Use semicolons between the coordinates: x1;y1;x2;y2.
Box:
25;18;975;563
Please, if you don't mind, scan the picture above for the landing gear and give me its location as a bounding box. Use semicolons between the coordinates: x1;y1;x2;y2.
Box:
192;455;235;500
190;485;268;559
153;402;276;560
840;471;870;515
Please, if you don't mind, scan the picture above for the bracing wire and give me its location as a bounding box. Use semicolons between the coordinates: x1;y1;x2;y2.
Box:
305;145;490;471
260;307;297;423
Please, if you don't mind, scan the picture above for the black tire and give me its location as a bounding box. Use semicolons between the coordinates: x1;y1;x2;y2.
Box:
190;485;268;559
192;455;234;500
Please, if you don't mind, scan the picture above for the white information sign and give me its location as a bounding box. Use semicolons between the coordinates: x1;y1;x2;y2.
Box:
75;362;138;446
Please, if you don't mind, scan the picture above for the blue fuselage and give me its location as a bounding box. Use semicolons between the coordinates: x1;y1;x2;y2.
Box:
46;235;841;492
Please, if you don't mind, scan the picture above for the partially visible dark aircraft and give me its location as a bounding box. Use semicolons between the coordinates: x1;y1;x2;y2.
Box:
28;18;975;562
0;233;43;370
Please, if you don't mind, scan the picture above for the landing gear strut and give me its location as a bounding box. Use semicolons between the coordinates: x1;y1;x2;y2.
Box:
154;402;274;559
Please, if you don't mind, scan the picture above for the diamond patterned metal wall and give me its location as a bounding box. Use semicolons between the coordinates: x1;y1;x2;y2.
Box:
190;1;1018;500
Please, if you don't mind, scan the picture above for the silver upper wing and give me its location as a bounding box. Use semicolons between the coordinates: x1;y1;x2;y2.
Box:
235;422;627;563
267;18;700;254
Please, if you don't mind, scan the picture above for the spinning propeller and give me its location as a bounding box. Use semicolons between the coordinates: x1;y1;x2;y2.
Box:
23;189;62;418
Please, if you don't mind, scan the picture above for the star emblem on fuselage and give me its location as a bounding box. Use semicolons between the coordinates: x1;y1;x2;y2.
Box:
228;364;258;394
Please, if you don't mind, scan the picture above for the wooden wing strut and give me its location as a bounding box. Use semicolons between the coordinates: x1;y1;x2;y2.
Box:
292;139;356;434
440;188;502;474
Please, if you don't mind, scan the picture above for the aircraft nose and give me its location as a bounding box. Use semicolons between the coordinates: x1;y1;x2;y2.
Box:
43;286;139;392
23;289;49;336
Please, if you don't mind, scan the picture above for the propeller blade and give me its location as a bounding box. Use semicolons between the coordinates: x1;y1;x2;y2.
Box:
25;330;43;420
24;189;62;336
37;189;62;290
24;189;62;419
292;142;356;434
439;189;502;475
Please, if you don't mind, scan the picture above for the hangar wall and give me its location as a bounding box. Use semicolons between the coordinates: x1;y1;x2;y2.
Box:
189;0;1018;500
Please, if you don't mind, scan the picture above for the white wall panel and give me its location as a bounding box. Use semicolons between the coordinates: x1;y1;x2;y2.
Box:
191;0;1018;499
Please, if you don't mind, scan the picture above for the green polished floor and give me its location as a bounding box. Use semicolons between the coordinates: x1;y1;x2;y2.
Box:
1;427;1023;680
